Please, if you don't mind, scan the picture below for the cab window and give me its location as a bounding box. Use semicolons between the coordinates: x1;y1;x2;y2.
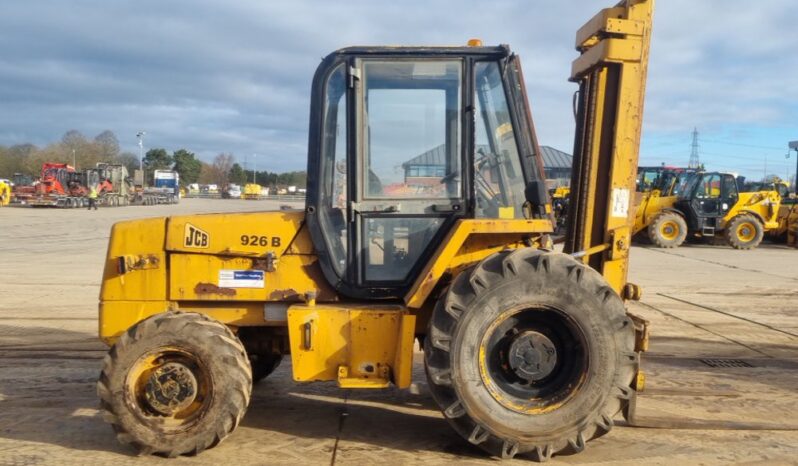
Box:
721;174;738;199
358;60;462;283
362;61;461;199
695;174;721;199
318;64;348;275
637;169;659;192
474;61;526;219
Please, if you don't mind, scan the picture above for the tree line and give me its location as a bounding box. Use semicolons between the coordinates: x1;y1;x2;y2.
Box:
0;130;306;189
145;150;306;188
0;130;137;180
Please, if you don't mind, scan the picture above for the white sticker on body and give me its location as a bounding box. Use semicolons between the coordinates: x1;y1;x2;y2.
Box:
611;188;630;218
219;270;265;288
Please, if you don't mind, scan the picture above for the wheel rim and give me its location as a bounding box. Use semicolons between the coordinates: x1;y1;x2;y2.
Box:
736;222;756;242
659;220;679;241
125;347;212;430
478;306;588;414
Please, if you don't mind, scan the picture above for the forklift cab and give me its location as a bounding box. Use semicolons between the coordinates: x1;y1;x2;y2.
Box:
305;45;547;299
678;172;739;234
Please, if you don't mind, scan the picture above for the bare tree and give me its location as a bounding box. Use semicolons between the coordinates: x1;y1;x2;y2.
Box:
211;153;235;187
95;130;121;160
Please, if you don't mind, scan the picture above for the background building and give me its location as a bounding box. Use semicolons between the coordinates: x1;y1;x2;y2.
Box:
540;145;572;187
401;144;573;190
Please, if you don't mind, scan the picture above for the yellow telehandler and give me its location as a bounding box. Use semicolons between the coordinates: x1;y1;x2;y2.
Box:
639;171;782;249
96;0;654;461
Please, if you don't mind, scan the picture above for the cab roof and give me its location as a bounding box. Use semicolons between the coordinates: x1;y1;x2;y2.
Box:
327;44;511;59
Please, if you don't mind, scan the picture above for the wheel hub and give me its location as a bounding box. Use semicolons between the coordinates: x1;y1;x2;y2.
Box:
144;362;198;415
507;331;557;382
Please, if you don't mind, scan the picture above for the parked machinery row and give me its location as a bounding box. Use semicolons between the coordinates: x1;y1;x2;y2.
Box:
554;165;794;250
9;163;179;208
634;169;788;249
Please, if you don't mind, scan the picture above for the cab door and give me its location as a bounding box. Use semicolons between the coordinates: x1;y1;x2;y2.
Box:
691;173;738;219
691;173;723;218
719;173;740;215
351;59;465;289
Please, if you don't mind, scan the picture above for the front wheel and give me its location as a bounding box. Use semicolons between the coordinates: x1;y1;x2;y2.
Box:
98;312;252;457
647;211;687;248
725;214;764;249
424;249;636;461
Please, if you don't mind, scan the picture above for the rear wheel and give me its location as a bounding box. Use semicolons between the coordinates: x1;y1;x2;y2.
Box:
647;211;687;248
725;214;763;249
424;249;636;461
98;312;252;457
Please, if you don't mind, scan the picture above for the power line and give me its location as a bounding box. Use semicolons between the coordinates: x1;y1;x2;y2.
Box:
644;150;778;162
699;150;766;159
643;135;787;153
700;138;786;151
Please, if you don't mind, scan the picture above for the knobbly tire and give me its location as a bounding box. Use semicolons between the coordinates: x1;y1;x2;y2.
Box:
424;249;637;461
97;312;252;457
647;211;687;248
725;214;764;250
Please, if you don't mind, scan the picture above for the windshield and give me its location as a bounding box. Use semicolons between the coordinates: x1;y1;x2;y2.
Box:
473;61;526;219
637;168;660;192
677;173;701;200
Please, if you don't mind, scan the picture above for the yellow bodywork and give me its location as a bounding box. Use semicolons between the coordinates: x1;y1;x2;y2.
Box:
0;181;10;206
286;304;415;388
99;210;552;387
721;190;782;231
551;186;569;200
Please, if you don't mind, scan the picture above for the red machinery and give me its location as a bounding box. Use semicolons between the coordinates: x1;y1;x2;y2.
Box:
35;163;75;195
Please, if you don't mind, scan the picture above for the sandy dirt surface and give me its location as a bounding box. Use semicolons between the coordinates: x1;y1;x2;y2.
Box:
1;199;797;465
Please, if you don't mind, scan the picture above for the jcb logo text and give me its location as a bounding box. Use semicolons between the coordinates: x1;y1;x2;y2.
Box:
184;224;209;248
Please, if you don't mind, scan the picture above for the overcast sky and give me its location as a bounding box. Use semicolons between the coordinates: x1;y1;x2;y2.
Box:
1;0;796;180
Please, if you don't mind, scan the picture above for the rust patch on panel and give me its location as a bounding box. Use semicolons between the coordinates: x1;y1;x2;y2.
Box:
269;289;301;301
194;283;237;296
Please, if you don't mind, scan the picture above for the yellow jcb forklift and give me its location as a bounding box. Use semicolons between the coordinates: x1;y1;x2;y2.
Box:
96;0;653;461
